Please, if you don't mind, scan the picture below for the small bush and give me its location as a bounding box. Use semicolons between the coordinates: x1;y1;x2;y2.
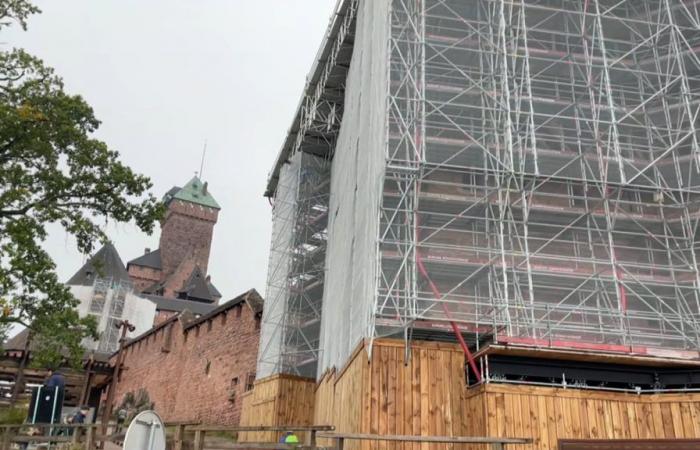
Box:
0;406;27;424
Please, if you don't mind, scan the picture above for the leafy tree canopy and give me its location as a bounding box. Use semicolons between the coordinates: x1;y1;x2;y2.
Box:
0;0;164;368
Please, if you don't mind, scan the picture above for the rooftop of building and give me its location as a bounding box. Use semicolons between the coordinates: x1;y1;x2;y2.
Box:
141;293;218;316
127;248;162;270
164;176;220;210
66;242;132;286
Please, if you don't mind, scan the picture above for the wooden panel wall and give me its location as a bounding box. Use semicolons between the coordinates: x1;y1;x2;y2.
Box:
238;373;316;442
477;384;700;450
241;339;700;450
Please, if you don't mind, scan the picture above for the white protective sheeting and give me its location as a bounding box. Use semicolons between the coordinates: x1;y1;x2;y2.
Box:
257;155;300;378
317;0;391;375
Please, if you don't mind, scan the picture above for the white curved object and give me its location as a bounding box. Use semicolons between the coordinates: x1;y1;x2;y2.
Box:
122;410;166;450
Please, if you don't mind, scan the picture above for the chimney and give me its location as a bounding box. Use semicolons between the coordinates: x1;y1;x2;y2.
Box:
144;247;151;254
203;182;208;196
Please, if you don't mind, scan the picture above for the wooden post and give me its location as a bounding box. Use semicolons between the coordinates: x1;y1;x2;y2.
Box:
194;429;205;450
173;424;185;450
72;426;81;444
79;355;95;407
1;427;12;450
100;320;135;446
309;430;317;449
10;331;32;406
85;426;95;450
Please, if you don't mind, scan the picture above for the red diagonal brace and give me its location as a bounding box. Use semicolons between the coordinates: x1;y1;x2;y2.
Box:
415;250;482;383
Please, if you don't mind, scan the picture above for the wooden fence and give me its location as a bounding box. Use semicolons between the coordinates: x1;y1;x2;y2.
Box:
0;423;530;450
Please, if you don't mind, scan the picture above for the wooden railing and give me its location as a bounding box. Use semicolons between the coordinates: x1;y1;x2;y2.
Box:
0;423;530;450
317;433;532;450
0;423;120;449
179;425;335;450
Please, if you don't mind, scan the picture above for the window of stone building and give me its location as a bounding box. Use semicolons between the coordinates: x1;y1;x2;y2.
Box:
195;326;200;338
236;306;242;319
221;313;227;326
205;359;211;375
254;317;261;330
161;323;173;353
229;377;238;403
207;320;213;332
245;373;255;392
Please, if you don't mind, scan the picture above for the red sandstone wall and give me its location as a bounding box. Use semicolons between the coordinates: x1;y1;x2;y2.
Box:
112;302;259;425
127;265;162;293
159;200;218;277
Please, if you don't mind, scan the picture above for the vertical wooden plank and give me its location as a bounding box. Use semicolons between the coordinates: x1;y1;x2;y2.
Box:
428;348;439;450
85;426;95;450
669;403;685;438
691;400;700;436
536;394;550;450
584;398;598;439
505;394;517;441
597;400;612;439
555;396;571;442
433;350;445;442
519;394;533;450
626;402;639;439
370;345;380;443
677;401;694;437
567;396;581;438
495;393;507;439
397;349;406;443
1;428;12;450
379;346;388;442
608;402;623;439
419;348;430;450
387;347;397;450
545;395;558;450
173;424;185;450
412;347;421;450
650;401;664;437
642;403;656;439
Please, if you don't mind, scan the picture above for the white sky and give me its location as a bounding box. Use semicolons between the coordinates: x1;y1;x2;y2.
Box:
3;1;335;301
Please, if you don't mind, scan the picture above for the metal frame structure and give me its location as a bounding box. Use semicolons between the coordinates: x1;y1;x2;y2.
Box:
377;0;700;359
261;0;700;381
258;153;331;378
86;277;133;353
257;0;357;378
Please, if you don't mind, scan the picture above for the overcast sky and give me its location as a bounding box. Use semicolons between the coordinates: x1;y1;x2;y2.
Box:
4;1;335;301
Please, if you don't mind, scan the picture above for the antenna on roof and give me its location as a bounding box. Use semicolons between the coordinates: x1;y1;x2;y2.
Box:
198;139;207;180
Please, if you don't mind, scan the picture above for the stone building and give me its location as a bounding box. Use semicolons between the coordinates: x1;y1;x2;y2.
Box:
111;289;263;425
127;176;222;307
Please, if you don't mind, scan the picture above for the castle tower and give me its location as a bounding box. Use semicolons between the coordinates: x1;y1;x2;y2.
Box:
159;177;219;276
127;176;221;303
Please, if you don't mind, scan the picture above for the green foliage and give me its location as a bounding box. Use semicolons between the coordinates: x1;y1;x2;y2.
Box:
0;405;28;424
116;388;153;423
0;0;164;366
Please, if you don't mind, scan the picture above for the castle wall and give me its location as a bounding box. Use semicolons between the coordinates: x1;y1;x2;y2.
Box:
112;301;260;425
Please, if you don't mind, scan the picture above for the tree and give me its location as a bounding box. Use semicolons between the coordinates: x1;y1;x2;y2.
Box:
0;0;164;367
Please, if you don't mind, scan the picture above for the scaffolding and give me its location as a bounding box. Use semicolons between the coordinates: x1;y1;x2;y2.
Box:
261;0;700;380
258;153;331;378
85;277;133;353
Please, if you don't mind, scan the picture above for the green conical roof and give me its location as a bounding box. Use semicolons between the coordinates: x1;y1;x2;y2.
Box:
164;176;220;209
